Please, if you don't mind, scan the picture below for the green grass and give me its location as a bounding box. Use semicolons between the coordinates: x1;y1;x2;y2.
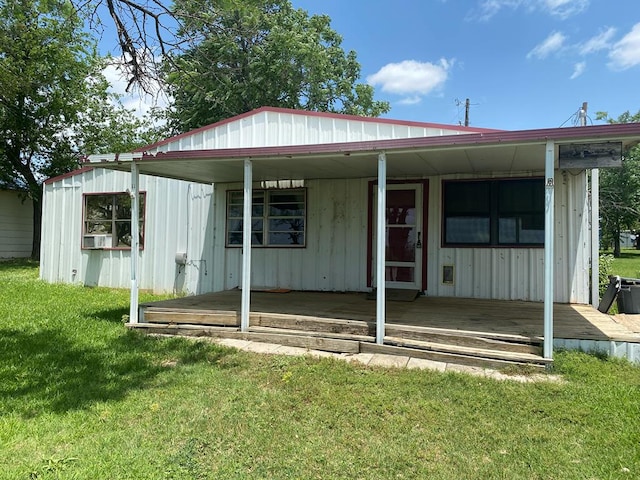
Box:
607;248;640;279
1;260;639;479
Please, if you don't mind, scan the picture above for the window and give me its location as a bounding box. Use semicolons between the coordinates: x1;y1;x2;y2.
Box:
226;189;306;247
83;193;145;249
443;178;544;246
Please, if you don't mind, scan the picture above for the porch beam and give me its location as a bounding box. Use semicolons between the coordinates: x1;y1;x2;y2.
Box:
543;140;555;359
129;161;140;324
376;152;387;344
241;159;253;332
591;169;599;307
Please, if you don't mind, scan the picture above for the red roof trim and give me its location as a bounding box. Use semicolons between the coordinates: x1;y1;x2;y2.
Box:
130;123;640;163
134;106;502;152
44;167;94;185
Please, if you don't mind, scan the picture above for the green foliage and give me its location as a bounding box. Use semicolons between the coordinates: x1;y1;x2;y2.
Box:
0;0;163;258
599;252;614;298
0;0;91;191
2;261;640;479
597;109;640;257
165;0;390;132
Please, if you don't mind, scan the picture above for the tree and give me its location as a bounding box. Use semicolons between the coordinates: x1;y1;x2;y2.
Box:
78;0;180;94
597;110;640;257
0;0;160;259
164;0;390;132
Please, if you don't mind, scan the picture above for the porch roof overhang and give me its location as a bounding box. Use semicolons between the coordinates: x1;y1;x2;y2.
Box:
85;123;640;184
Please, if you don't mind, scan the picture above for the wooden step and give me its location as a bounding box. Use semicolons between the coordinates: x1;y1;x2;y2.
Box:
129;322;239;336
251;312;373;336
383;336;549;365
142;308;541;356
144;308;239;327
385;324;541;355
249;325;374;343
129;321;549;370
361;343;549;371
128;322;360;354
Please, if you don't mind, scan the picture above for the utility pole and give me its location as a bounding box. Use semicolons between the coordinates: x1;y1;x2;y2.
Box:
579;101;588;126
464;98;470;127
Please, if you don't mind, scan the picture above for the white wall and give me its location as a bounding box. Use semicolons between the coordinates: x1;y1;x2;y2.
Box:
213;171;589;303
40;169;215;294
41;167;590;304
0;190;33;258
213;178;370;293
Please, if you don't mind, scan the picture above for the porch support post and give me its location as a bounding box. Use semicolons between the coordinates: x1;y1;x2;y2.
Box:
591;169;599;307
240;159;253;332
129;161;140;324
543;140;555;359
376;152;387;344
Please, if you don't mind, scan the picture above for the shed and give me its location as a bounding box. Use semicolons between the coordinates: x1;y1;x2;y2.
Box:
0;188;33;259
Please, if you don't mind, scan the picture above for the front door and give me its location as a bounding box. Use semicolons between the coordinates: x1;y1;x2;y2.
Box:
372;184;424;290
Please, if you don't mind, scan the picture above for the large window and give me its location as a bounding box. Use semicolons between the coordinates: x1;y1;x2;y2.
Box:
226;189;306;247
443;178;544;247
83;193;145;249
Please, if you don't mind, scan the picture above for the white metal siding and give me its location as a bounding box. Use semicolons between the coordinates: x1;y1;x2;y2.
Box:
147;110;477;154
40;169;214;294
213;178;370;292
213;172;589;303
0;191;33;258
426;171;589;303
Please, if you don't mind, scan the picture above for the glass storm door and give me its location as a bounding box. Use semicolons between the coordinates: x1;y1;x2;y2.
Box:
373;184;423;290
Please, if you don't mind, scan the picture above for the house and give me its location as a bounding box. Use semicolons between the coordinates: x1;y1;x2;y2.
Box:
41;107;640;364
0;187;33;259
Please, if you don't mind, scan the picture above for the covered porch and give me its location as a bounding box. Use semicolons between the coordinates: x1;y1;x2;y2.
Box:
86;115;640;367
130;291;640;369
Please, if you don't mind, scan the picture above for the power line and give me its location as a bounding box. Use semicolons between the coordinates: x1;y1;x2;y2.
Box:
454;98;479;126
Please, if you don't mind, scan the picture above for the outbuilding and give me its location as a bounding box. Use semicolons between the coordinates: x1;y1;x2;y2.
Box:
0;187;33;259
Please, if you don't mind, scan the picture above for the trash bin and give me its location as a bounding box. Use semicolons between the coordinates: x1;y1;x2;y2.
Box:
616;277;640;313
598;275;621;313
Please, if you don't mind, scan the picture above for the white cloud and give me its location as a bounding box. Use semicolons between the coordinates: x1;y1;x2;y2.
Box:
570;61;586;79
102;63;168;120
471;0;588;21
542;0;589;19
608;22;640;70
367;59;453;103
472;0;522;21
527;32;567;59
578;27;617;55
397;96;423;106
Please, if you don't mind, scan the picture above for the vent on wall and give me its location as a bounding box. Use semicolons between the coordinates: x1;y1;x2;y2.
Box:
83;234;113;249
442;265;454;285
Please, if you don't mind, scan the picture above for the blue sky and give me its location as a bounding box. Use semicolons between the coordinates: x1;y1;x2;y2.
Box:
288;0;640;130
105;0;640;131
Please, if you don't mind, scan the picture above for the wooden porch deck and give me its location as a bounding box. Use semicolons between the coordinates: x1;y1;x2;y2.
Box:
141;290;640;342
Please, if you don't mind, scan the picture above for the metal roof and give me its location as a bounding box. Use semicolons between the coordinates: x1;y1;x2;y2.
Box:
86;119;640;185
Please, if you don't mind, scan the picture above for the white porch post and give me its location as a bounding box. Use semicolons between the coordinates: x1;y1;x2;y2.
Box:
544;141;555;359
376;152;387;344
129;161;140;324
591;169;600;307
241;159;253;332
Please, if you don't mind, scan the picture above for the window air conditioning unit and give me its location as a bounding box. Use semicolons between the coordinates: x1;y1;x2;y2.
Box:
84;234;113;249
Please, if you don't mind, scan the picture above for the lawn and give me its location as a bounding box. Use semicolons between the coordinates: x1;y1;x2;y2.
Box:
607;248;640;279
1;261;639;479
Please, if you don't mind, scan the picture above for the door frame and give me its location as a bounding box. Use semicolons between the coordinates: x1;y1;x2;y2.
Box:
366;179;429;292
